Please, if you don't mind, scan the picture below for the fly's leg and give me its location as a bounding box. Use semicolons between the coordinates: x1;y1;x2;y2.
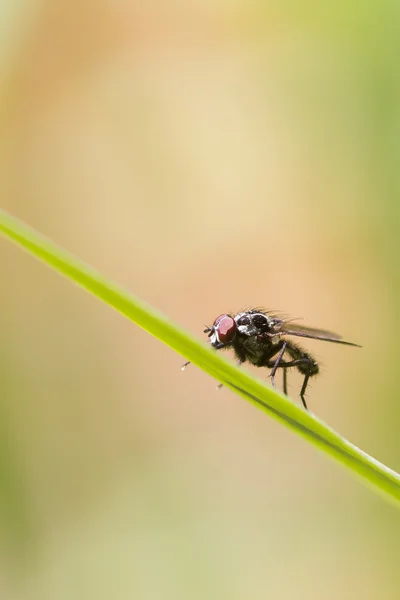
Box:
270;357;317;410
283;367;288;396
266;342;318;410
269;341;287;391
284;342;318;410
299;371;311;410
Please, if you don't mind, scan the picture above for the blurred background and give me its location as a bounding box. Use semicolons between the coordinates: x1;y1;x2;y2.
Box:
0;1;399;598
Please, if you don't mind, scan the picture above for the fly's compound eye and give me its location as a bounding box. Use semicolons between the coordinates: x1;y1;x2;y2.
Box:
213;314;237;345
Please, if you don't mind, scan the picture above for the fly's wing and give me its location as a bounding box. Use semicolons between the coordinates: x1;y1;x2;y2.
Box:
276;322;361;347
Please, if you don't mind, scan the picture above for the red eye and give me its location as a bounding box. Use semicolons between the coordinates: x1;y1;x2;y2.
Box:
214;314;236;344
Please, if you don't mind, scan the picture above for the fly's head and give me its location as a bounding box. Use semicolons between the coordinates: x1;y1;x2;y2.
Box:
204;314;238;349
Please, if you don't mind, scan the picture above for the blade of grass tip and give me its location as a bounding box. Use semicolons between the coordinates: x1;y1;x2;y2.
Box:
0;209;399;507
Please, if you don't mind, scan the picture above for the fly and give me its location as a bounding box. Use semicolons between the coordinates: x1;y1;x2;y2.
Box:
183;308;360;410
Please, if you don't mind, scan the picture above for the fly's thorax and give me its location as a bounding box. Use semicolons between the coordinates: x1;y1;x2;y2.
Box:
233;310;279;364
234;311;275;337
236;334;267;365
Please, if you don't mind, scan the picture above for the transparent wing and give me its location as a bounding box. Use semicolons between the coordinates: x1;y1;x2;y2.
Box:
277;322;361;347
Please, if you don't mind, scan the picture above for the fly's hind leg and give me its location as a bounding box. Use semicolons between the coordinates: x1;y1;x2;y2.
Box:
266;341;319;410
283;367;288;396
299;371;311;410
283;342;319;410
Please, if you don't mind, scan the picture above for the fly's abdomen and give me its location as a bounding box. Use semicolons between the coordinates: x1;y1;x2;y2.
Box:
297;354;319;376
285;341;319;376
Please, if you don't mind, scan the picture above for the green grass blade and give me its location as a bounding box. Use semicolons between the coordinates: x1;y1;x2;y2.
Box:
0;208;399;506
